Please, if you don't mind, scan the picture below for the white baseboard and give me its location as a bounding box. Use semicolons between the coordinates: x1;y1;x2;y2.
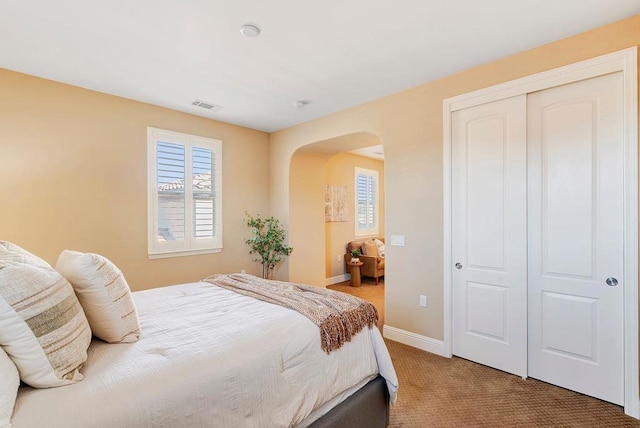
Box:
383;325;447;357
325;274;350;286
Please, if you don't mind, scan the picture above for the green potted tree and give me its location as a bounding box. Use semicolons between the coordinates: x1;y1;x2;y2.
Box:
244;213;293;279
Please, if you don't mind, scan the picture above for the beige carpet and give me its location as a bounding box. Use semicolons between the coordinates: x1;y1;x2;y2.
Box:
328;279;638;427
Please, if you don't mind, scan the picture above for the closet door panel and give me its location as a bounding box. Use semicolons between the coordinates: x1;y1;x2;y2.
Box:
451;95;527;377
528;72;624;405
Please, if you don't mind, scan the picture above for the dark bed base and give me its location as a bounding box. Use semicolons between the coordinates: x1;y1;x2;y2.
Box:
309;375;390;428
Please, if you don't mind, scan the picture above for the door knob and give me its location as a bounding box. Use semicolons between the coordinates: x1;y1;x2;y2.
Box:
455;262;463;270
606;277;618;287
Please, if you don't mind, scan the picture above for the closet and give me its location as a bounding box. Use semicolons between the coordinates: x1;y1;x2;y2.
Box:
445;49;637;411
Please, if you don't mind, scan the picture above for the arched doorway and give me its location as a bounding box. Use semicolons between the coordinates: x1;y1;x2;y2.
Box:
288;132;384;287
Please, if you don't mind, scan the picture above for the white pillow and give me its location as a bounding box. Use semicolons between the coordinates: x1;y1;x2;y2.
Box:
0;241;50;269
56;251;140;344
0;346;19;428
374;238;386;258
0;261;91;388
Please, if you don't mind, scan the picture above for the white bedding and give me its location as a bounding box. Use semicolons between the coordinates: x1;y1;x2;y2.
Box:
11;281;398;428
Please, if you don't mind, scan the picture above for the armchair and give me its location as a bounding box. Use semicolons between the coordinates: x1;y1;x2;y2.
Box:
345;238;385;284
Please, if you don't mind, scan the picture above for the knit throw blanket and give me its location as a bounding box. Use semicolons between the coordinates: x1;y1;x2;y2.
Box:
203;273;378;353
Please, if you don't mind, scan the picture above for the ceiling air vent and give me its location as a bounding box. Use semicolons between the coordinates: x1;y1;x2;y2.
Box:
191;100;223;111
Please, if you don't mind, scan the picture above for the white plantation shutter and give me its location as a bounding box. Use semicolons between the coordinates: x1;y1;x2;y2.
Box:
156;142;186;242
356;174;368;229
148;128;222;257
192;146;214;240
355;167;379;236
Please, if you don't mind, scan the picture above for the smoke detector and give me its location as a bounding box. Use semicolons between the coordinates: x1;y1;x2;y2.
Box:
240;24;261;38
191;100;223;111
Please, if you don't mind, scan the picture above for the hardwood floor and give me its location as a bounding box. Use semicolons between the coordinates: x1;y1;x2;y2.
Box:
327;277;384;328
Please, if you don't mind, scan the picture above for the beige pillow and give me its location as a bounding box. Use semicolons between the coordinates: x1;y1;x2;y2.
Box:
0;241;50;269
0;346;19;428
56;251;140;343
362;239;378;257
0;261;91;388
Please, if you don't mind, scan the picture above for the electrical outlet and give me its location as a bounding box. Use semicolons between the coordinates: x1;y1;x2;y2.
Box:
419;295;427;307
241;269;246;274
337;254;342;262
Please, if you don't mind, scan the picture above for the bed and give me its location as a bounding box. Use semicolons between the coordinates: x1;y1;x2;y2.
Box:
9;280;398;427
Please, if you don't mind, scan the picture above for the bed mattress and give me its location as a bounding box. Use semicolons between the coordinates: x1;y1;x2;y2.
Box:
11;281;397;427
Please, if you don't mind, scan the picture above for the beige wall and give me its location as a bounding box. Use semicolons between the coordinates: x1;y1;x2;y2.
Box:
0;69;270;290
270;15;640;340
288;151;331;286
325;153;385;279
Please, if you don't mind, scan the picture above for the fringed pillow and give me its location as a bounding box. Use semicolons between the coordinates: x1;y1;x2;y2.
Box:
56;250;140;343
0;346;19;428
0;241;50;269
0;261;92;388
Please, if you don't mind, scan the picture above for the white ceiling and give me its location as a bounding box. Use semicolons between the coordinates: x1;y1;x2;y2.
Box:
0;1;638;132
350;145;384;161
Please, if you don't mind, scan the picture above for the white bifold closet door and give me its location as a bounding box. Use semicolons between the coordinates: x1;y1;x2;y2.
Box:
451;95;528;378
527;72;624;405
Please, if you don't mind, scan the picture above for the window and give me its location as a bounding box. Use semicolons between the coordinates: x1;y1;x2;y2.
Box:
355;167;379;236
147;127;222;258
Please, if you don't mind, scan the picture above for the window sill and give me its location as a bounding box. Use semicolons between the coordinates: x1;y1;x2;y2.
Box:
148;248;222;259
354;231;380;238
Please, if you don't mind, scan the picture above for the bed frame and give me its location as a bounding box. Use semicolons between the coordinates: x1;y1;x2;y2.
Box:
309;375;390;428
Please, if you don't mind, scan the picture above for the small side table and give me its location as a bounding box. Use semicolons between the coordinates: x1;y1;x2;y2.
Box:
349;261;364;287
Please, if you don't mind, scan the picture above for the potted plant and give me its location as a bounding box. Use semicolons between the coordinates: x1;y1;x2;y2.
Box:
244;213;293;279
350;248;361;263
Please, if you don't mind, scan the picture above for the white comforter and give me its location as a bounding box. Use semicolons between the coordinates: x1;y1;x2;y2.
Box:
11;281;398;428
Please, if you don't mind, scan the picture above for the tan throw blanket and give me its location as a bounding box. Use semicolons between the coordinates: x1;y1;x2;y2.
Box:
203;273;378;353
